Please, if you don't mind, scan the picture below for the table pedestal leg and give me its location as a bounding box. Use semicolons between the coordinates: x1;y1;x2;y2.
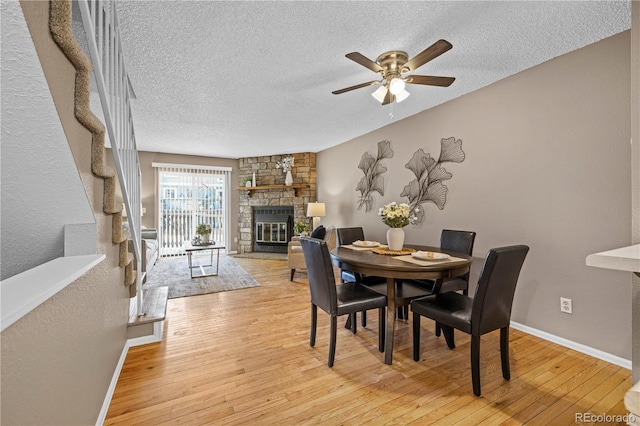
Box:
433;278;444;336
384;277;396;364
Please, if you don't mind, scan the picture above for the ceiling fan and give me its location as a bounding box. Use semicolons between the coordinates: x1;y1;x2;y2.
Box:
332;39;455;105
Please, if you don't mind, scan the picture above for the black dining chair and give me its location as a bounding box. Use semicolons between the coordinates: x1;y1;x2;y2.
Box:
402;229;476;334
337;227;387;328
405;229;477;295
336;227;386;284
411;245;529;396
300;237;387;367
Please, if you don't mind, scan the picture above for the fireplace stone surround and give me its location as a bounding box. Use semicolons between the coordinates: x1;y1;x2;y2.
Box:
237;153;316;254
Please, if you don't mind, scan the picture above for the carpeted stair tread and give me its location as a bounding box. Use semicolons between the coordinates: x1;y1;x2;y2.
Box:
103;176;119;214
125;267;137;288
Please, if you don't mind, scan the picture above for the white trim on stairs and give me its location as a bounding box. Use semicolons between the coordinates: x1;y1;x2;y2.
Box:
1;254;105;332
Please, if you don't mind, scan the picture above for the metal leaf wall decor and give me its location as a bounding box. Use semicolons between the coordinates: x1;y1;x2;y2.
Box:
356;140;394;212
400;137;465;225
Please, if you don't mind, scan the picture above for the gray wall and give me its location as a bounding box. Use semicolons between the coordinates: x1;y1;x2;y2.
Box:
318;31;633;361
1;1;130;423
1;0;94;280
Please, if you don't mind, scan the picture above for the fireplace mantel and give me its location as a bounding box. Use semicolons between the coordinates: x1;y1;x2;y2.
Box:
238;184;310;197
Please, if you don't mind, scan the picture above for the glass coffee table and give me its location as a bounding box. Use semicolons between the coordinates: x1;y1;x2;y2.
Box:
183;241;226;278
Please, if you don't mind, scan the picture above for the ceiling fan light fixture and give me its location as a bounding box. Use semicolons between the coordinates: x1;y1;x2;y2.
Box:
371;85;388;103
395;89;410;103
389;78;405;95
333;40;454;106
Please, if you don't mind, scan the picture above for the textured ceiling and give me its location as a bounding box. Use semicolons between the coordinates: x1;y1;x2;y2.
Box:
115;1;631;159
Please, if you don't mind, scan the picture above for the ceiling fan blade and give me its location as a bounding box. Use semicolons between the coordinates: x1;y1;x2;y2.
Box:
345;52;385;74
402;39;453;74
332;80;381;95
382;89;394;105
405;75;455;87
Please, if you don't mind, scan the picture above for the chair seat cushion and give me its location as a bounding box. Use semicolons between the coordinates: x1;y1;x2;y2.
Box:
336;282;387;316
411;293;473;333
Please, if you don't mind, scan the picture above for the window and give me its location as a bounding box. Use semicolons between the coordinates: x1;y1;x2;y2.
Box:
154;163;231;256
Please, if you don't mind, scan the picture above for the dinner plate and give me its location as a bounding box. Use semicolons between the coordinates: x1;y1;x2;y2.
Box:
352;240;380;248
411;251;450;261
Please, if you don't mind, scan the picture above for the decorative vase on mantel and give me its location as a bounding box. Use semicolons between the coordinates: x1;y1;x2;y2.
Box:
285;170;293;186
386;227;405;251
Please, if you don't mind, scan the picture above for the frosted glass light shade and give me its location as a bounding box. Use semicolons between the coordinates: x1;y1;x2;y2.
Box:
389;78;406;95
371;85;388;103
395;89;410;103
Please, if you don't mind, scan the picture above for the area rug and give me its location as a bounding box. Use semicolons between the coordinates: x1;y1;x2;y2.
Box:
143;254;260;299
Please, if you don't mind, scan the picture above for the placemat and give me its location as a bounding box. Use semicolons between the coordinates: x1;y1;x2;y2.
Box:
343;244;383;251
372;247;416;256
395;255;468;266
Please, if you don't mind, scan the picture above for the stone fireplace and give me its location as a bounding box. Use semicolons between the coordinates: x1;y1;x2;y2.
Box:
237;153;316;254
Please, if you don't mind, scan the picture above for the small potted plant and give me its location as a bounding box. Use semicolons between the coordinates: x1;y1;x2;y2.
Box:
241;176;252;187
293;221;310;237
196;223;212;244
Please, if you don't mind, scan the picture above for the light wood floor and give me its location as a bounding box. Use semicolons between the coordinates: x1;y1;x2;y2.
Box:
105;257;632;425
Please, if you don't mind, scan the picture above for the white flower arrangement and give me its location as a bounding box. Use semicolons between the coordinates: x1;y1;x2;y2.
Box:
275;156;295;173
378;202;411;228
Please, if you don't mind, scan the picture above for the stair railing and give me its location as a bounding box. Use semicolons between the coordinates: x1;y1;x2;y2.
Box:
77;0;143;315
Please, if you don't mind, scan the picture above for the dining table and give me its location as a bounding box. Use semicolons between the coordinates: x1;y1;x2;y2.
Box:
330;243;473;364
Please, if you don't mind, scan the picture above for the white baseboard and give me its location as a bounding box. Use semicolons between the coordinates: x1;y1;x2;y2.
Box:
511;321;632;370
96;321;164;425
96;341;129;425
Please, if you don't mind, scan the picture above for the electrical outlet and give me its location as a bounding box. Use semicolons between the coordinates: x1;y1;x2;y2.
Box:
234;237;238;243
560;297;573;314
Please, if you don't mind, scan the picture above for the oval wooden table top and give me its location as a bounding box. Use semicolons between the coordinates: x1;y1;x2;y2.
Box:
330;244;472;281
